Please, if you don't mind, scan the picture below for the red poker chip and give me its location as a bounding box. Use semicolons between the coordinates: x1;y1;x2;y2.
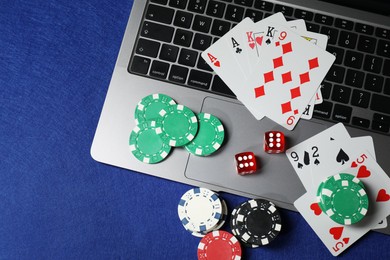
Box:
197;230;242;260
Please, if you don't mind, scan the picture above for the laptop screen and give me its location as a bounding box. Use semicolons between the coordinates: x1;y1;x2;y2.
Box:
321;0;390;16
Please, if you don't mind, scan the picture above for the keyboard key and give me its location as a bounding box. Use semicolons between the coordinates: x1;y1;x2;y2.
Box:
169;65;189;83
320;26;339;45
211;19;231;36
377;40;390;58
331;84;351;104
188;69;212;89
192;33;212;51
351;89;370;108
141;21;174;42
173;29;193;47
234;0;254;7
169;0;188;9
352;117;370;128
332;104;352;123
130;56;151;74
151;0;168;4
372;121;389;133
326;65;345;83
344;50;363;69
357;35;377;54
146;4;174;24
355;23;374;35
274;4;293;17
364;73;384;93
150;60;170;79
363;55;383;74
314;13;333;25
245;8;263;22
313;101;333;119
371;94;390;114
206;1;226;18
174;11;193;28
192;15;212;33
294;9;313;21
135;38;160;58
383;59;390;76
225;4;244;22
254;1;273;11
197;56;213;71
188;0;207;13
373;113;390;124
345;69;364;88
335;18;354;30
338;31;358;49
321;81;332;99
159;44;179;62
385;78;390;95
376;27;390;39
306;22;320;33
212;75;236;97
178;48;198;67
326;46;344;64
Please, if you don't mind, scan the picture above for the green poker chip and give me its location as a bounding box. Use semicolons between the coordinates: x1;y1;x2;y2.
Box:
129;121;171;163
319;176;369;225
156;104;198;147
134;93;176;125
184;112;224;156
316;173;365;213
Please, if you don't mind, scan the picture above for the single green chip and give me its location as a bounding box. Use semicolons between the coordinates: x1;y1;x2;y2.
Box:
129;121;171;163
320;177;369;225
134;93;176;125
184;112;225;156
316;173;365;212
156;104;198;147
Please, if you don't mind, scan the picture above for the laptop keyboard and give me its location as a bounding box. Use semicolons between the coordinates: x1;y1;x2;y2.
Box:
128;0;390;135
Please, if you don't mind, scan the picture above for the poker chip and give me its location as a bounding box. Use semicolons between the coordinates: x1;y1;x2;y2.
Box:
129;121;171;163
183;197;228;237
316;173;365;213
156;104;199;147
319;176;369;225
134;93;176;125
178;187;223;233
230;199;282;246
185;113;225;156
197;230;242;260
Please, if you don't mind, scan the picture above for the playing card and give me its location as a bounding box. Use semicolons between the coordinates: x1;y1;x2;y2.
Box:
286;123;351;190
244;23;335;129
300;95;316;120
222;17;256;79
295;150;390;256
286;19;307;31
201;25;250;102
242;12;286;66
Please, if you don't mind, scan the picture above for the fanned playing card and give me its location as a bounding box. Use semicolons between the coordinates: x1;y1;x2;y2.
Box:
295;150;390;256
243;23;335;129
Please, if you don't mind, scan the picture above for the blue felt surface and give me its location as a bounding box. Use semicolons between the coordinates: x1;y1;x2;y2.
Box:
1;0;390;259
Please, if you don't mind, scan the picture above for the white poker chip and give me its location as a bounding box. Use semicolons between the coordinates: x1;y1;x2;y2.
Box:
178;187;223;233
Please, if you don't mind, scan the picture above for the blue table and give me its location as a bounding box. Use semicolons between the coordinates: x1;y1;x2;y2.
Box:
1;1;389;259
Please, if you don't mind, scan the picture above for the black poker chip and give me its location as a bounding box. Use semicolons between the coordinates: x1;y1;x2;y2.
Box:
230;199;282;246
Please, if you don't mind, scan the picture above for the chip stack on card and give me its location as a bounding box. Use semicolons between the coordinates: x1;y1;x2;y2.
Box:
286;123;390;256
202;13;334;130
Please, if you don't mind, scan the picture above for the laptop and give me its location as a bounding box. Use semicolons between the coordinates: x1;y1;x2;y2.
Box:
91;0;390;234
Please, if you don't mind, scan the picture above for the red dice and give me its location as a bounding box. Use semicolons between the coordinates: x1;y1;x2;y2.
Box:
264;131;285;153
235;152;257;175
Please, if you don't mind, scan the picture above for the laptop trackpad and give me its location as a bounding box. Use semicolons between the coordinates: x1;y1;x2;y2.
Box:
184;96;327;207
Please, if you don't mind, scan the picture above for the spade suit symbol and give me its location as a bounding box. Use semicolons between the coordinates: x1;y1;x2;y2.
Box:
336;149;349;165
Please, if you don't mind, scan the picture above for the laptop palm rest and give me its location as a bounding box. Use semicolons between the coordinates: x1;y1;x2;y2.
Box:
184;96;328;209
